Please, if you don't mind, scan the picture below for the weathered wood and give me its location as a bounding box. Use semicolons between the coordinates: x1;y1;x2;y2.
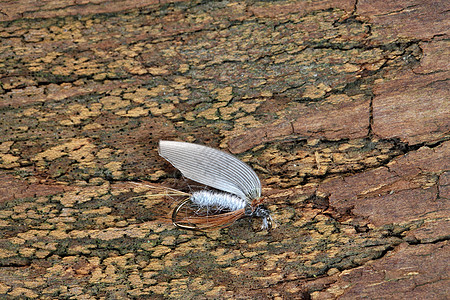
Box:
0;0;448;298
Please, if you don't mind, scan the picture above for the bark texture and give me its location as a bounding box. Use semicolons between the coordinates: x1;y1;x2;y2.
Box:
0;0;448;299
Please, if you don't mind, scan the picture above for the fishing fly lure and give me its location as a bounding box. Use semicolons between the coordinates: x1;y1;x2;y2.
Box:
159;140;273;230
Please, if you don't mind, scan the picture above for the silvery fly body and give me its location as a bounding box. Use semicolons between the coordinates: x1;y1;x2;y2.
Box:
158;140;273;230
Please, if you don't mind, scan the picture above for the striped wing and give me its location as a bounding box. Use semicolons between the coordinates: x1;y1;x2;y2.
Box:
159;140;261;200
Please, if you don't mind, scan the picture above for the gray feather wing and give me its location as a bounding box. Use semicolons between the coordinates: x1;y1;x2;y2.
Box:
159;140;261;200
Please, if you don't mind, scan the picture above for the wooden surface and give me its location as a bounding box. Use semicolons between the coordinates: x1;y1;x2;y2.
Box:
0;0;448;299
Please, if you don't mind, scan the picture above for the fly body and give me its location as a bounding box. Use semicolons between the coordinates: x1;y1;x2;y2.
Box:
190;190;247;212
159;140;273;230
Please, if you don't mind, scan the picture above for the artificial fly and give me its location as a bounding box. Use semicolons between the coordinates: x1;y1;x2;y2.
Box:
158;140;273;231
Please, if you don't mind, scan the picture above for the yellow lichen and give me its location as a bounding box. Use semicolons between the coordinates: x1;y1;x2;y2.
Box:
0;154;20;168
215;87;233;102
100;96;131;110
148;67;169;75
0;141;14;153
116;106;148;117
150;245;172;257
197;107;219;120
9;287;38;298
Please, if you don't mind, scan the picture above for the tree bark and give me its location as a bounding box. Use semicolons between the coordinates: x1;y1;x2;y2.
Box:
0;0;448;298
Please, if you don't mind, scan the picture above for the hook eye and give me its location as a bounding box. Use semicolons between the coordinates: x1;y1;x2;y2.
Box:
266;217;273;230
172;198;199;230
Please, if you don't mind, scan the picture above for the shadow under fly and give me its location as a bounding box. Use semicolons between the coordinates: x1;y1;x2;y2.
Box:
157;140;274;231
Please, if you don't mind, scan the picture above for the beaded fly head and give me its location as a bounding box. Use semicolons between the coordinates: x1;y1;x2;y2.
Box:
158;140;273;231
